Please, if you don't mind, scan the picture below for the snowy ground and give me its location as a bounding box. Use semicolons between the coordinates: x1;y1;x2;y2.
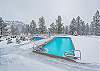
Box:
0;36;100;71
71;36;100;63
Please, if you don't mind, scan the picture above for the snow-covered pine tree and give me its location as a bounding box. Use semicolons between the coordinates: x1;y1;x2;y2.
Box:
81;21;86;35
90;21;95;35
65;25;69;34
56;16;64;34
38;17;47;34
69;18;76;35
75;16;82;35
15;26;19;35
85;23;90;35
11;25;16;35
21;25;26;34
25;24;30;35
69;16;86;35
30;20;37;34
49;22;57;34
11;25;19;35
0;17;7;36
90;10;100;36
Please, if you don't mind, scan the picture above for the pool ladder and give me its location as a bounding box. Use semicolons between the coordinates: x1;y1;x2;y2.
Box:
64;50;81;60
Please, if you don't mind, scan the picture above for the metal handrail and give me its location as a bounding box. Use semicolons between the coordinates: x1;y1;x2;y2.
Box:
64;50;81;60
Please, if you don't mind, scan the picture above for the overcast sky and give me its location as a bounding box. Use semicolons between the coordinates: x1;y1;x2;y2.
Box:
0;0;100;26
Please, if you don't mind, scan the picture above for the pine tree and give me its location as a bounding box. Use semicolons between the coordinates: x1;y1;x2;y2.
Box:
65;25;68;34
21;25;26;34
75;16;82;35
25;24;30;35
11;25;16;35
69;18;76;35
90;10;100;36
85;23;89;35
49;23;56;34
30;20;37;34
81;21;86;35
69;16;86;35
38;17;47;34
0;17;7;35
11;25;19;35
56;16;64;34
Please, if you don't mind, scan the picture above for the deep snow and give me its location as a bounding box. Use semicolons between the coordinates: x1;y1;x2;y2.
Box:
71;36;100;63
0;36;100;71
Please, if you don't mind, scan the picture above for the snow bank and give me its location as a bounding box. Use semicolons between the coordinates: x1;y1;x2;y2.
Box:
71;36;100;63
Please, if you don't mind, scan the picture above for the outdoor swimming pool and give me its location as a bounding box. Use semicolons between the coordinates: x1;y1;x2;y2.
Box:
42;37;75;57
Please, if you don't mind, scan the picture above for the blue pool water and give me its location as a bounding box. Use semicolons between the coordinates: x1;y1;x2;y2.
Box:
33;37;43;41
43;37;75;57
